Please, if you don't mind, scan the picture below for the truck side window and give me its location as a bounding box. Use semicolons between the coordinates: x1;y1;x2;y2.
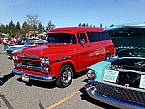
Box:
77;33;87;44
87;31;111;42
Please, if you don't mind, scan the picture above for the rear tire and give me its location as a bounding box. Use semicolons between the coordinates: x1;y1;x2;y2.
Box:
56;65;73;88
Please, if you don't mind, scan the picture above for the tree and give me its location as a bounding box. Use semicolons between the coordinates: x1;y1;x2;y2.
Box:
81;23;86;27
100;23;103;28
0;24;6;33
22;21;30;34
5;24;9;34
9;20;17;35
16;22;21;37
38;22;44;33
78;23;82;27
16;22;21;31
46;20;55;31
26;15;40;29
86;23;89;27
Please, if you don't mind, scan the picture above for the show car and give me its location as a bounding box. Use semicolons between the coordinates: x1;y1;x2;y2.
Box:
12;27;115;87
6;39;47;59
85;23;145;109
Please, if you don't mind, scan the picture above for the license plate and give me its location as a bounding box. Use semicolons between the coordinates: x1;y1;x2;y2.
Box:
103;69;119;83
22;75;29;82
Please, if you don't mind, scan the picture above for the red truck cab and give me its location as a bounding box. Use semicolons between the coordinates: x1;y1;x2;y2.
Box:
13;27;115;87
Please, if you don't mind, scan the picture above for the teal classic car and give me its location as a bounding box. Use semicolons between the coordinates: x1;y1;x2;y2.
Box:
85;55;145;109
85;24;145;109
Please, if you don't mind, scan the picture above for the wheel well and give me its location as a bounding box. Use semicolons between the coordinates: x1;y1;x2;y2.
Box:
104;52;111;60
106;52;110;56
61;62;76;77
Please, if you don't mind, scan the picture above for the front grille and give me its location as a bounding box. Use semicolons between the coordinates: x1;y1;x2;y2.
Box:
22;60;41;67
95;81;145;105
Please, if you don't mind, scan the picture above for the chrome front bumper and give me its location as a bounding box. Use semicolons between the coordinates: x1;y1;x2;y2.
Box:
85;81;145;109
12;69;56;82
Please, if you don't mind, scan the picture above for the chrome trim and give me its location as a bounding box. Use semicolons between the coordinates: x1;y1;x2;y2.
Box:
85;82;145;109
20;54;39;59
12;69;56;82
55;56;71;62
17;63;45;71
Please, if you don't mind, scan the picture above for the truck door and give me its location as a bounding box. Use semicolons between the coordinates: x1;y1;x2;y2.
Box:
77;33;91;70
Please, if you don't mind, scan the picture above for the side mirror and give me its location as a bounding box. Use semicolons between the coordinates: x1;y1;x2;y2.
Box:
80;39;86;45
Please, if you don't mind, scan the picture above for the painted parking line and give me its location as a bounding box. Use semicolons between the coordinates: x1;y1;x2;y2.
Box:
45;91;79;109
0;94;15;109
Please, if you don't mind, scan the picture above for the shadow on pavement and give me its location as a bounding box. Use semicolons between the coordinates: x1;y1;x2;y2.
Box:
15;70;86;89
73;70;86;79
79;87;119;109
17;77;56;89
0;72;15;86
38;100;44;109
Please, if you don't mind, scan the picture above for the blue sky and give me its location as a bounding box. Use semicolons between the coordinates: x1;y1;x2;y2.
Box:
0;0;145;27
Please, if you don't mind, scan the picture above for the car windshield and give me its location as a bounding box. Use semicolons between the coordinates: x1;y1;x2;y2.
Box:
108;27;145;57
24;40;47;46
46;33;76;44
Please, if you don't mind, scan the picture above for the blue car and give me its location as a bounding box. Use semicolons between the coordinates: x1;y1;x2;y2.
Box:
85;55;145;109
5;39;47;59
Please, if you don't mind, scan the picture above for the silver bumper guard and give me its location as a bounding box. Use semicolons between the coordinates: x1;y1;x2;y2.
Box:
12;69;56;82
85;82;145;109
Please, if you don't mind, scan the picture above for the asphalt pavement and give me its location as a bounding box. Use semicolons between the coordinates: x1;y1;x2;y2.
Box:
0;44;115;109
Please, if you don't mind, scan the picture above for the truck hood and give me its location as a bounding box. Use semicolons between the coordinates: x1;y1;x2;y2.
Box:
21;44;76;57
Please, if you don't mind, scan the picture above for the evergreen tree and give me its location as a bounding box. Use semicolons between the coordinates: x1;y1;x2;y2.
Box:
38;22;44;33
100;23;103;28
22;21;30;34
86;23;89;27
0;24;6;33
78;23;82;27
9;20;17;35
16;22;21;31
5;24;9;34
16;22;21;37
46;20;55;31
90;24;92;27
81;23;86;27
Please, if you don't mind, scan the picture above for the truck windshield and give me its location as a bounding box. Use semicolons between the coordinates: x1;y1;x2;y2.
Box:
46;33;76;44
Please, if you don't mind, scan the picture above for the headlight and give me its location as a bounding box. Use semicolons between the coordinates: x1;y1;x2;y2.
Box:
87;69;96;80
40;57;49;64
13;55;18;61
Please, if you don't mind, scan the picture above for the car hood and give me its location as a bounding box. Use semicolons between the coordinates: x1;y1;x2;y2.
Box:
6;46;25;52
9;45;25;48
21;44;77;57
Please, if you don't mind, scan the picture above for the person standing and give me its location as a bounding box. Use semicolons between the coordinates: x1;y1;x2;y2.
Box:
3;38;9;51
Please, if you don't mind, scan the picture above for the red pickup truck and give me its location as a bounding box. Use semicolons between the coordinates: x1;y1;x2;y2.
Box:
13;27;115;87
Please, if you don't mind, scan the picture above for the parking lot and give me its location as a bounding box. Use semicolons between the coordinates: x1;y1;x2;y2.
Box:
0;44;115;109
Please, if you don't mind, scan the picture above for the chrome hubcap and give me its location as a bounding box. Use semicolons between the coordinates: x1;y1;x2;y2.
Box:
62;67;72;84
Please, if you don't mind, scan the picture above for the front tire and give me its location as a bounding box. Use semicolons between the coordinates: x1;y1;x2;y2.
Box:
56;65;73;88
